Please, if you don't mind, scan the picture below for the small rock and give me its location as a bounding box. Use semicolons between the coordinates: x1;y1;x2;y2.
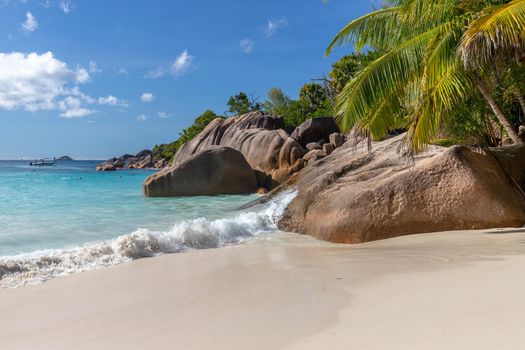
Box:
329;133;344;148
303;150;326;162
323;143;335;155
306;142;322;151
256;187;268;195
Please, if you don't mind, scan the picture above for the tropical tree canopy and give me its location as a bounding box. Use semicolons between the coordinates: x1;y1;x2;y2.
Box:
326;0;525;151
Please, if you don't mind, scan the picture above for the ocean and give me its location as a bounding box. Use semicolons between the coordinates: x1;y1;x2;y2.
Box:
0;160;294;287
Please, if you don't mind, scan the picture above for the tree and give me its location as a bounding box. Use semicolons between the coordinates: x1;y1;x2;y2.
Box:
262;87;293;115
176;110;223;148
330;51;382;94
325;0;525;150
226;92;261;116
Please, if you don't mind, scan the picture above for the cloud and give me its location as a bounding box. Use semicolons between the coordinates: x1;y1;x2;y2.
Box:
140;92;154;103
88;60;102;74
265;18;287;37
158;112;170;119
59;0;72;14
98;95;128;107
145;50;195;79
0;52;91;115
58;96;96;118
144;67;165;79
117;67;128;75
170;50;194;76
136;114;147;122
240;39;254;53
21;11;38;32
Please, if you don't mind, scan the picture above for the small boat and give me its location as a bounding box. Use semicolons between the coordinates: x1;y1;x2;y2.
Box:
30;158;56;166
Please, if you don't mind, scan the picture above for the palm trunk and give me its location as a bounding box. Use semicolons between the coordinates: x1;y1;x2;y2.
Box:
516;92;525;115
476;80;522;144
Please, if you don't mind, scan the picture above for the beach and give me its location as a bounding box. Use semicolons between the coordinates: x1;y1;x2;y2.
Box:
2;228;525;350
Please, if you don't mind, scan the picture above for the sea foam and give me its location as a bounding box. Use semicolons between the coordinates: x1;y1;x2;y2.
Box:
0;190;296;288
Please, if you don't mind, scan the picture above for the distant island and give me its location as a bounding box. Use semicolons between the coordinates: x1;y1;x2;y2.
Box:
56;156;74;161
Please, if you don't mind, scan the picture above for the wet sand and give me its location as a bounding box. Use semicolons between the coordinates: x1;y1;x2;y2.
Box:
1;228;525;349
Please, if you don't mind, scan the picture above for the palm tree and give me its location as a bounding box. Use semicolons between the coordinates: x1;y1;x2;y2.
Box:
326;0;525;149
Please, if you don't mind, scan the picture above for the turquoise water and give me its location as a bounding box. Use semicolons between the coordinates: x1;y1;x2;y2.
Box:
0;160;294;287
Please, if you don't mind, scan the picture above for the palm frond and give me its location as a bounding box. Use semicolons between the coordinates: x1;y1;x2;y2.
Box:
335;25;443;134
460;0;525;66
325;7;400;56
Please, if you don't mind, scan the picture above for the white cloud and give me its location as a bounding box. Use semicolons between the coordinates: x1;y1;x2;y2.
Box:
21;11;38;32
0;52;91;114
265;18;287;37
240;39;254;53
58;96;96;118
144;67;165;79
117;67;128;75
98;95;128;107
140;92;154;103
136;114;147;122
88;60;102;74
170;50;194;76
158;112;170;119
59;0;72;14
145;50;195;79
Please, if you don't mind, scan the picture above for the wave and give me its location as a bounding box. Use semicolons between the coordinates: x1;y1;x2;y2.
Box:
0;190;296;288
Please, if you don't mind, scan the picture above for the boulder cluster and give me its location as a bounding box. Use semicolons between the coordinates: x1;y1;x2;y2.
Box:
143;112;347;196
96;150;169;172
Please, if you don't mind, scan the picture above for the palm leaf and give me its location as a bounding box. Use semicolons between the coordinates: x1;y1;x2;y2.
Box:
460;0;525;66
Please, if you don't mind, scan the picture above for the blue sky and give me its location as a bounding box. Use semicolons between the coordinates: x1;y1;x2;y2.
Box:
0;0;374;159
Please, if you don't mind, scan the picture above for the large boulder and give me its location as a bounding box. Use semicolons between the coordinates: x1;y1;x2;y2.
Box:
173;111;288;173
274;134;525;243
143;147;258;197
290;117;340;147
96;162;117;171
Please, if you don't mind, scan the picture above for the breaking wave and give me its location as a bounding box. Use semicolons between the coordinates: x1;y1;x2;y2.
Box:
0;190;296;288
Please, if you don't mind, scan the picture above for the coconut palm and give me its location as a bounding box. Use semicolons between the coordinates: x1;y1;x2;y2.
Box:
326;0;525;149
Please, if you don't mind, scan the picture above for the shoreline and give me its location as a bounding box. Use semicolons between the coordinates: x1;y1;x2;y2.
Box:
2;228;525;349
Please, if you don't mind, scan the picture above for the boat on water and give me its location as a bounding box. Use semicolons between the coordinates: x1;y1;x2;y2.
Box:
30;158;56;166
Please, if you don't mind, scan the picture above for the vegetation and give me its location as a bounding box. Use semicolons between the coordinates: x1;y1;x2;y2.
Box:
152;110;223;161
326;0;525;151
226;92;261;115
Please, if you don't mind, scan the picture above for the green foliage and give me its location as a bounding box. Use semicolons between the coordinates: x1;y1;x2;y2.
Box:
175;110;223;149
330;51;383;94
326;0;525;150
151;110;223;161
262;83;334;127
226;92;261;116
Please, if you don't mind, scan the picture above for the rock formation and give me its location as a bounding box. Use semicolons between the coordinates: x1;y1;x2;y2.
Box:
290;117;340;147
172;111;288;173
274;134;525;243
143;147;258;197
96;150;168;171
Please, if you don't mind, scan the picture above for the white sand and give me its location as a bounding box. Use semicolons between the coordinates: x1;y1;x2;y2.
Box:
1;229;525;349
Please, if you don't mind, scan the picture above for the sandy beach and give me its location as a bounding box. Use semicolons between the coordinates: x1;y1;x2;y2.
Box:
1;228;525;350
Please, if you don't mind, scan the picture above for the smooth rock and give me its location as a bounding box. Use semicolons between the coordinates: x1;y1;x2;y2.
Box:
303;150;326;162
329;133;345;148
290;158;306;173
290;147;303;165
276;134;525;243
96;162;117;171
173;111;287;173
290;117;340;147
278;137;305;169
323;143;335;155
306;143;322;151
143;147;258;197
